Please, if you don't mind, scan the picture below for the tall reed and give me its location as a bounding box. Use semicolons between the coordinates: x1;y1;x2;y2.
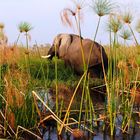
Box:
106;14;122;136
60;1;88;129
121;11;139;46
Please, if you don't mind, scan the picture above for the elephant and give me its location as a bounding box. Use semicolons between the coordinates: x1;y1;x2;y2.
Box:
42;33;108;78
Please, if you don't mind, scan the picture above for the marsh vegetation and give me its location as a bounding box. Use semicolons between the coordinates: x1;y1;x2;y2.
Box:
0;0;140;139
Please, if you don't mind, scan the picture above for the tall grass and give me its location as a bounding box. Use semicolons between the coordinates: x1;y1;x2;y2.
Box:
0;0;140;139
0;43;140;138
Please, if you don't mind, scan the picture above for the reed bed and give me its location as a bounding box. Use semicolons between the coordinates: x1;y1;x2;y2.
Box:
0;43;140;139
0;0;140;139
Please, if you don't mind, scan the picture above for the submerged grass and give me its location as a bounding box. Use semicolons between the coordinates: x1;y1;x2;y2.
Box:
0;43;140;139
0;1;140;139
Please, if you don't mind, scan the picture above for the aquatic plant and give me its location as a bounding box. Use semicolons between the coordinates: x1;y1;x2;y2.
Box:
0;1;140;139
120;29;132;41
16;22;32;48
121;10;139;46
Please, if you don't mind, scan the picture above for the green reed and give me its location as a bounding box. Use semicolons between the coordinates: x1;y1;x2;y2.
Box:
121;10;139;46
1;1;140;139
106;14;122;135
61;2;89;129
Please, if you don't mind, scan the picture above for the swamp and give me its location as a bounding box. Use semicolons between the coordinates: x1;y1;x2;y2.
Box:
0;0;140;140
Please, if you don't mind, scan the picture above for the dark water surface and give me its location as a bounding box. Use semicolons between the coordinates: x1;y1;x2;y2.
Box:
40;112;140;140
36;89;140;140
41;126;140;140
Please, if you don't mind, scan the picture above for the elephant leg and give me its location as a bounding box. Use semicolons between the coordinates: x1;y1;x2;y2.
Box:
64;59;75;73
88;69;99;78
89;64;104;78
64;59;71;67
73;65;84;75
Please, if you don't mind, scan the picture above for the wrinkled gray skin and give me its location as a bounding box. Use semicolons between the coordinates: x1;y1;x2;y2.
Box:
47;33;108;78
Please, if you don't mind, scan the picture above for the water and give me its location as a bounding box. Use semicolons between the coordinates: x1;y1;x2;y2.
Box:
42;127;140;140
40;116;140;140
36;88;140;140
36;88;55;112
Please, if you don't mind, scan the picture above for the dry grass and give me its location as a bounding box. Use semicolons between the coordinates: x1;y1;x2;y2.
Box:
0;45;20;65
4;71;27;107
0;45;30;130
0;43;140;137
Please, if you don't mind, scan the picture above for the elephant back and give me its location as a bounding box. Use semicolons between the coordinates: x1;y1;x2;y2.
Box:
66;38;108;72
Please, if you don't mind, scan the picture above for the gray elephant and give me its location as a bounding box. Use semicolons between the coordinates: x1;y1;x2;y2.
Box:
42;33;108;78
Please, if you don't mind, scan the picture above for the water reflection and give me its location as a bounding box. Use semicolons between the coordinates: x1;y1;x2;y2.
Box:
42;126;140;140
36;88;140;140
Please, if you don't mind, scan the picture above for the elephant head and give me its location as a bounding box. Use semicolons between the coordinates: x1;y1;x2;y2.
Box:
42;34;82;59
42;33;108;78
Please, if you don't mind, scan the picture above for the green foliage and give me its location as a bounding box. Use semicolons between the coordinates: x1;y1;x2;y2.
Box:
11;92;38;128
136;55;140;65
107;16;122;33
1;0;140;136
91;0;114;17
0;81;5;109
121;10;133;24
120;29;132;41
0;64;8;109
18;22;33;33
27;57;78;86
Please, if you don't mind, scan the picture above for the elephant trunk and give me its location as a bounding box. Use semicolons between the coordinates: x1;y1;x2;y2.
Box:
41;47;55;59
47;46;57;59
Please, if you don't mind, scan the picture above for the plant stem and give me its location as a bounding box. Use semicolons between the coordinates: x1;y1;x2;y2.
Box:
58;71;87;135
54;45;58;116
87;16;101;67
25;32;29;50
128;24;139;46
78;74;86;128
75;12;86;72
15;33;21;46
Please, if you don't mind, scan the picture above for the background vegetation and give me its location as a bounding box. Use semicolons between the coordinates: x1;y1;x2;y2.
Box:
0;0;140;139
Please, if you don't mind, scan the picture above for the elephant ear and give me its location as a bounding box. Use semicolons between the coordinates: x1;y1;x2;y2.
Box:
58;34;72;57
60;34;72;48
53;34;62;47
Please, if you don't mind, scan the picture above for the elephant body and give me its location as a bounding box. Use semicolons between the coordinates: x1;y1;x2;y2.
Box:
46;33;108;78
